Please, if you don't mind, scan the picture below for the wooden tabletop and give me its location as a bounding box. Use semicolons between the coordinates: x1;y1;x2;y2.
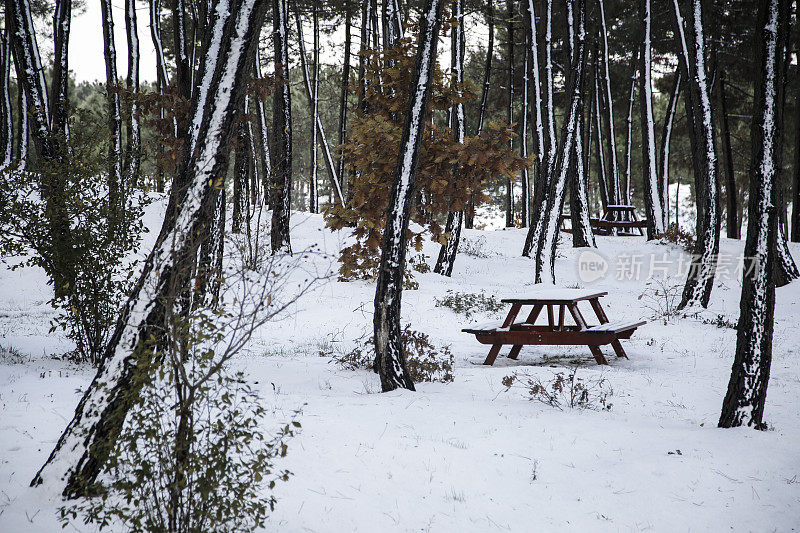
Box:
501;289;608;305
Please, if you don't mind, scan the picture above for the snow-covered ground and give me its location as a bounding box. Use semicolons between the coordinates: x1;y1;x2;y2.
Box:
1;201;799;531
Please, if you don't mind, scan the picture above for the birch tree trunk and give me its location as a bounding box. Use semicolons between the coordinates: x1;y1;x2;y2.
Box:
434;0;465;277
272;0;293;254
675;0;720;309
533;0;586;283
30;0;268;496
374;0;444;392
124;0;141;185
719;0;784;430
640;0;665;238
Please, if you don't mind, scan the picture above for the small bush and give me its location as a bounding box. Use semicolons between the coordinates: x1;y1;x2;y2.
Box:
458;235;491;258
434;290;504;319
638;277;683;322
702;314;737;329
658;223;695;252
502;367;613;411
331;325;454;383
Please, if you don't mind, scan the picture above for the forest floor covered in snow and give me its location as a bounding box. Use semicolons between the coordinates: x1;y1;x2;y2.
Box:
1;197;799;531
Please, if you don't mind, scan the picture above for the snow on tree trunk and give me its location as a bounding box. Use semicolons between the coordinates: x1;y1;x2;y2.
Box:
309;2;320;213
295;8;345;207
640;0;665;238
466;0;495;229
30;0;269;496
172;0;191;101
719;0;783;430
523;0;546;236
520;46;530;228
255;47;272;201
623;47;639;204
677;0;721;310
434;0;466;277
0;26;13;171
383;0;403;48
14;62;27;169
597;0;619;204
533;0;587;284
337;1;352;194
272;0;293;254
659;67;681;229
374;0;444;392
100;0;124;211
51;0;71;144
716;72;739;239
592;58;609;209
124;0;141;185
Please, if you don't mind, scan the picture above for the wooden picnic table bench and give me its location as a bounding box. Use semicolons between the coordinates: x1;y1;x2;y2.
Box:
462;289;645;365
591;204;647;236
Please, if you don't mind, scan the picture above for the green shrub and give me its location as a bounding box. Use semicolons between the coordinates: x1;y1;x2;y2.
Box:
332;325;455;383
434;290;504;319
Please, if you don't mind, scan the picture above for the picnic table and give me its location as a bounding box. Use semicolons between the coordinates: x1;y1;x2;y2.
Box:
462;289;645;365
590;204;648;236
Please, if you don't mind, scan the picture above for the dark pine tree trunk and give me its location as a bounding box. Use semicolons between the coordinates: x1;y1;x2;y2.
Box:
51;0;71;144
271;0;293;254
716;72;738;238
30;0;268;496
434;0;466;277
374;0;444;392
337;1;352;196
533;0;587;283
597;0;619;205
659;67;681;228
719;0;784;430
100;0;124;210
254;47;272;201
0;26;13;171
505;0;514;227
523;0;545;238
623;47;639;205
124;0;142;185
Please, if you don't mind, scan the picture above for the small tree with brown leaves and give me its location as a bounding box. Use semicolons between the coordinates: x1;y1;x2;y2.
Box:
326;38;531;284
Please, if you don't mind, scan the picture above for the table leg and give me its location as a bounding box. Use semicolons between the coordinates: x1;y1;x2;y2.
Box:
502;303;523;327
589;298;609;324
611;340;628;359
507;345;523;360
483;344;503;365
547;305;554;327
525;304;544;324
588;345;609;365
566;303;588;329
557;305;565;331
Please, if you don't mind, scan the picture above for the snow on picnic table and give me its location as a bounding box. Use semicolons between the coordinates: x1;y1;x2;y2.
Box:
1;205;799;531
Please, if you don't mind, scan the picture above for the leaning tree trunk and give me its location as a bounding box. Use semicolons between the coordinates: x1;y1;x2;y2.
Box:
675;0;720;310
659;67;681;229
623;47;639;205
374;0;444;392
597;0;619;205
51;0;71;144
271;0;293;254
505;0;514;227
466;0;494;229
719;0;784;430
0;26;12;171
640;0;665;238
30;0;268;496
100;0;124;211
434;0;466;277
124;0;141;185
295;8;345;206
533;0;586;284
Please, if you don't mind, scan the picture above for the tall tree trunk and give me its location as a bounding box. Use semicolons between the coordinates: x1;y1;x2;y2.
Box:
124;0;141;185
337;1;352;197
309;2;320;212
172;0;191;102
434;0;465;277
640;0;665;238
13;60;27;169
659;67;681;229
0;26;12;171
150;0;170;192
592;56;609;209
295;8;345;206
254;47;272;201
51;0;71;144
523;0;545;238
374;0;444;392
717;71;738;238
533;0;586;283
100;0;124;211
623;47;639;205
505;0;515;227
520;45;530;228
466;0;495;229
597;0;619;204
719;0;784;430
272;0;293;254
30;0;268;496
675;0;720;309
792;30;800;242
